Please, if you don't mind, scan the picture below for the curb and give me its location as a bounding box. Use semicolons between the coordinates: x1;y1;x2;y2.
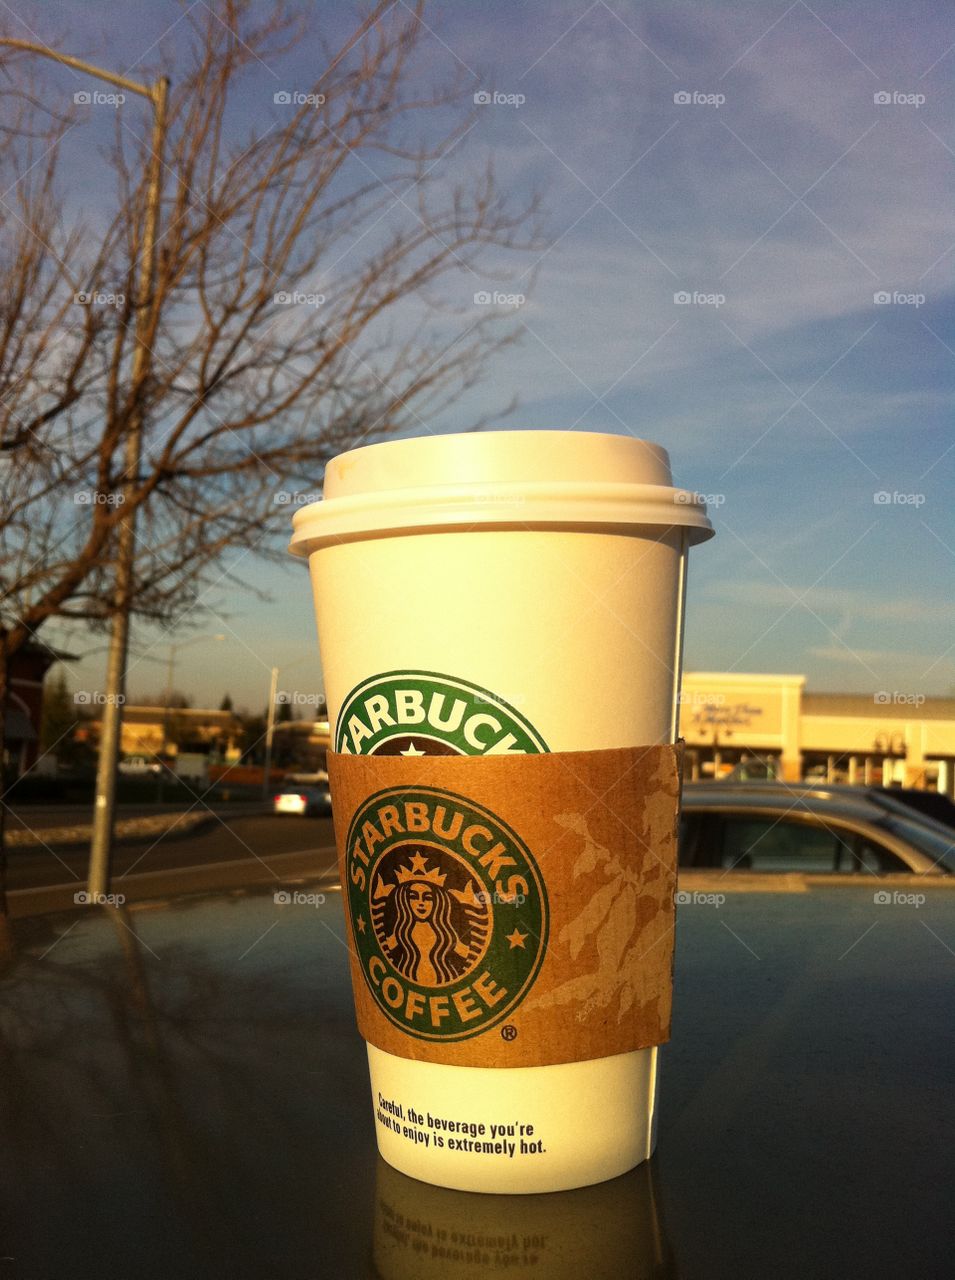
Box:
7;805;271;851
6;846;339;919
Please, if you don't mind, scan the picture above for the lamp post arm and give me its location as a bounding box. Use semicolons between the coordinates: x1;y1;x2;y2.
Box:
0;38;156;99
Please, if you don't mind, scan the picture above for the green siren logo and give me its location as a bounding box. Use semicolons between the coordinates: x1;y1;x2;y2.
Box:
347;787;547;1040
336;670;548;757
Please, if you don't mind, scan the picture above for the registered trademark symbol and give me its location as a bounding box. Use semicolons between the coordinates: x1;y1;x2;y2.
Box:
501;1024;518;1041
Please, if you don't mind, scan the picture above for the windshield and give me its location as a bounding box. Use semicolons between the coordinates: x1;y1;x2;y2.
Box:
880;815;955;873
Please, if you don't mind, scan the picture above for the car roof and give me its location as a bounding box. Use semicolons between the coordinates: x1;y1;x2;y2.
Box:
682;781;894;823
6;883;955;1275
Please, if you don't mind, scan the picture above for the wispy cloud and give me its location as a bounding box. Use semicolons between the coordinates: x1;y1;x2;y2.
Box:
712;581;955;625
808;645;955;679
807;644;943;665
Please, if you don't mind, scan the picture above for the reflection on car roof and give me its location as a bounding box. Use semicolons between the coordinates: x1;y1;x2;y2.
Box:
682;782;891;822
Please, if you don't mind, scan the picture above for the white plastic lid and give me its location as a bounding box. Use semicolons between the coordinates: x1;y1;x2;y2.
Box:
289;430;714;556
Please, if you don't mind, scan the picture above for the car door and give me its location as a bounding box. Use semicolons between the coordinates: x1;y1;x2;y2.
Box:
689;812;916;874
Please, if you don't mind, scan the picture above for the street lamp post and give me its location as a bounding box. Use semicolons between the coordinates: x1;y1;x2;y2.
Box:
0;41;171;896
260;660;322;799
262;667;280;802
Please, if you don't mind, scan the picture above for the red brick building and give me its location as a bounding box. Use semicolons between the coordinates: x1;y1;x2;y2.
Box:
3;642;74;776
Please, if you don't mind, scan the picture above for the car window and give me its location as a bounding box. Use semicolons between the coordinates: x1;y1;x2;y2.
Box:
717;815;918;874
678;814;705;867
835;835;911;875
880;815;955;873
719;817;842;872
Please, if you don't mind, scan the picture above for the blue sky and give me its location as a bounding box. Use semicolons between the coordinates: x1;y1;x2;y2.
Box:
18;0;953;711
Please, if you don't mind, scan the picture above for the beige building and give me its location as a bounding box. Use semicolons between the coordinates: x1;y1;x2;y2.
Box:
679;672;955;795
271;718;331;771
85;705;243;761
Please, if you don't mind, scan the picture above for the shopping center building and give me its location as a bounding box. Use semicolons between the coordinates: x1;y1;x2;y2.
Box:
679;672;955;796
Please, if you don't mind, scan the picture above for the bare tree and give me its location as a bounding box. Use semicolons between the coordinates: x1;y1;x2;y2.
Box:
0;0;542;910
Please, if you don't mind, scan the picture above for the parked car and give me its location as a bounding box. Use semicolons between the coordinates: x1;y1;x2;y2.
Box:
680;782;954;876
117;755;161;777
726;757;780;782
273;772;331;816
867;785;955;830
4;876;951;1276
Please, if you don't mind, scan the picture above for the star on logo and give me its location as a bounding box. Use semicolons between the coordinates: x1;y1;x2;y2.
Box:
399;741;425;756
506;928;527;950
356;914;366;933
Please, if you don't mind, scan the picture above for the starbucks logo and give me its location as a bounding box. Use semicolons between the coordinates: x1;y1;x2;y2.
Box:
346;787;548;1040
336;670;548;757
371;845;491;985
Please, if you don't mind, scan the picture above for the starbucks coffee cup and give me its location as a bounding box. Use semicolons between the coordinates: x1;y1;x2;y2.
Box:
290;430;713;1195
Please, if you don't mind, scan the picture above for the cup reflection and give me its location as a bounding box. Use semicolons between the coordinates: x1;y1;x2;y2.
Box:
372;1155;677;1279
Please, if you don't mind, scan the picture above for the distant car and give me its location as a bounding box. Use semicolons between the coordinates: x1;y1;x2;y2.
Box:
680;782;954;876
867;786;955;831
726;757;780;782
273;775;331;817
118;755;162;777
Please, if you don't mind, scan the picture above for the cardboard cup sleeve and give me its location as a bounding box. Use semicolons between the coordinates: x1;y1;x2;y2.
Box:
328;742;683;1070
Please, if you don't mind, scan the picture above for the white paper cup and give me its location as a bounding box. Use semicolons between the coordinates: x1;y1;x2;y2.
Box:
290;430;713;1194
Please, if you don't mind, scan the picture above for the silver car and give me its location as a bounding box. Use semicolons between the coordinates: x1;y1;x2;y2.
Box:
272;771;331;817
680;782;954;876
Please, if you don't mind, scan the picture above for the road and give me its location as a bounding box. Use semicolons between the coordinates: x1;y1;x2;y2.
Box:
5;811;338;893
